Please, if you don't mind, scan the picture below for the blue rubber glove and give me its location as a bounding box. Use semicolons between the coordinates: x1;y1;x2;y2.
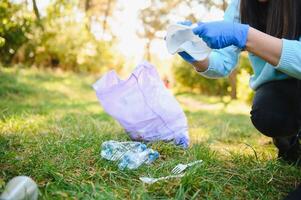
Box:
176;21;197;64
192;21;249;49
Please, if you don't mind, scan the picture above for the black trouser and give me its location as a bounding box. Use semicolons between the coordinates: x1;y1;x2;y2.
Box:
250;79;301;139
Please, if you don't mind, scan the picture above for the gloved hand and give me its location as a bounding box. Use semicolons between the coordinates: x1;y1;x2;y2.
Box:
192;21;249;49
176;21;197;64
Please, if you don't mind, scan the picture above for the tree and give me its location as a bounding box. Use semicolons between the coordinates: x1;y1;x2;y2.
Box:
79;0;116;39
173;58;229;96
0;37;4;47
0;0;33;64
102;0;113;37
138;0;180;62
31;0;118;72
85;0;91;11
187;0;228;11
32;0;40;20
31;0;44;30
217;0;238;100
185;0;238;99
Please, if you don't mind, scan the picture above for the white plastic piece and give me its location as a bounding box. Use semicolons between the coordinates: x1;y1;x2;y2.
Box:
166;24;211;61
139;174;185;184
0;176;38;200
171;160;203;174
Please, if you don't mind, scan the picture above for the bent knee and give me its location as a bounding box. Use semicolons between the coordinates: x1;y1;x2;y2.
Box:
250;109;298;138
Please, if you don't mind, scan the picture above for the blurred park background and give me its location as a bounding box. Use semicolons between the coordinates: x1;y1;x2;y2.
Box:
0;0;253;102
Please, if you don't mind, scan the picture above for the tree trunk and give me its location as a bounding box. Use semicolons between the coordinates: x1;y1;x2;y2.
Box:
229;68;237;99
32;0;44;29
102;0;112;37
85;0;91;11
32;0;40;20
221;0;228;11
85;0;91;30
146;41;152;62
220;0;237;99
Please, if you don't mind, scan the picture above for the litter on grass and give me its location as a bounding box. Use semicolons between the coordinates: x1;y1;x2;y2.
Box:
0;176;38;200
140;174;185;184
139;160;203;184
101;140;159;170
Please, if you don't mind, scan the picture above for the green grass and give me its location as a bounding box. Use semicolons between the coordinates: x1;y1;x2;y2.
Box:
0;66;300;200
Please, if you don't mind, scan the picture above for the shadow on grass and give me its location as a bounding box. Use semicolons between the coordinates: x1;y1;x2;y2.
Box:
185;109;258;142
26;72;68;83
0;71;38;98
0;70;100;119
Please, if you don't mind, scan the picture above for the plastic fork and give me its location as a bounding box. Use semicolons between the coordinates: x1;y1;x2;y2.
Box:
140;174;185;184
171;160;203;174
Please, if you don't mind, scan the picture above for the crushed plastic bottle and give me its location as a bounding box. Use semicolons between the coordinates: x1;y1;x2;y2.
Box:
0;176;38;200
101;140;159;170
101;141;147;161
118;149;160;170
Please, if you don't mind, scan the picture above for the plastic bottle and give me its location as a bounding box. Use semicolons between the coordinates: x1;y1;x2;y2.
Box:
144;150;160;165
118;149;159;170
101;141;147;161
0;176;38;200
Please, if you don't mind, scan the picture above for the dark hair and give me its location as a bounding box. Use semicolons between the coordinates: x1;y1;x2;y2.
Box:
240;0;301;40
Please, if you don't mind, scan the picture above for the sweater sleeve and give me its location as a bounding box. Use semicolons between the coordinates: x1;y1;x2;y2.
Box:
199;0;241;78
273;39;301;79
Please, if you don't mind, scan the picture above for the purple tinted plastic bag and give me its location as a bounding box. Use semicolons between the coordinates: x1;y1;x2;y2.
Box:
93;62;189;148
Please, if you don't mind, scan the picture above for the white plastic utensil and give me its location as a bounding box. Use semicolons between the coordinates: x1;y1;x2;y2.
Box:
171;160;203;174
140;174;185;184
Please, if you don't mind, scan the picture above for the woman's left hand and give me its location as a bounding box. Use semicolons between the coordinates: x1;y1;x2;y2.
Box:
192;21;249;49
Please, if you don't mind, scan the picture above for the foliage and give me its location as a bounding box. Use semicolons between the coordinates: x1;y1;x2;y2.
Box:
0;37;5;47
172;54;255;103
138;0;179;61
0;0;120;73
0;0;33;64
30;20;116;72
78;0;116;37
237;53;254;103
172;59;230;96
0;66;300;199
30;0;120;73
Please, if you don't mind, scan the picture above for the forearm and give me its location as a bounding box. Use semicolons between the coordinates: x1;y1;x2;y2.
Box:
245;27;282;66
192;58;209;72
192;27;283;70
